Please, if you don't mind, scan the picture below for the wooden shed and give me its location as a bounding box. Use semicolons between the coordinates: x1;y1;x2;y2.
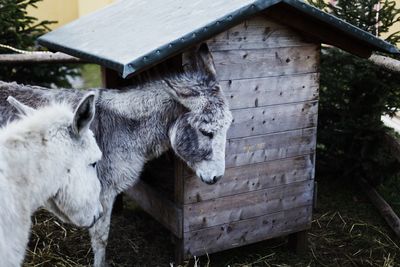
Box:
38;0;399;262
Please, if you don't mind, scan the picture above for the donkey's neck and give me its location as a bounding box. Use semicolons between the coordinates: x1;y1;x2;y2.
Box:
0;162;31;267
0;143;43;267
0;138;60;212
99;81;185;155
99;81;180;120
94;82;185;189
0;134;58;266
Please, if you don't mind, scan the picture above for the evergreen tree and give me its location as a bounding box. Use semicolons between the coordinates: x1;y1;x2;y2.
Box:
307;0;400;185
0;0;79;87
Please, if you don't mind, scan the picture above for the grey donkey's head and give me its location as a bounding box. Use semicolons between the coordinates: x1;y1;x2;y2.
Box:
164;44;232;185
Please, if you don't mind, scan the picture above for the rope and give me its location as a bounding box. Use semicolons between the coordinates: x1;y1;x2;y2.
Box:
0;43;52;54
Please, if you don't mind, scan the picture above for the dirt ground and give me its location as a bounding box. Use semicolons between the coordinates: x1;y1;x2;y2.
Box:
23;176;400;267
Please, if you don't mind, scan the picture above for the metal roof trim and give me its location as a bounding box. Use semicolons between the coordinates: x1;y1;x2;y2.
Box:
122;0;399;78
283;0;400;54
120;0;281;78
38;37;125;74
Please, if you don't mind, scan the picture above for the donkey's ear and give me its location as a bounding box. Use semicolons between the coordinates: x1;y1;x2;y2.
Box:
182;47;197;73
72;92;96;136
163;79;200;98
7;96;35;116
182;44;217;82
196;43;217;82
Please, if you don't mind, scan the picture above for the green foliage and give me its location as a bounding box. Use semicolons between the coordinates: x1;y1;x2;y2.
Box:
307;0;400;184
80;64;102;89
0;0;79;87
308;0;400;43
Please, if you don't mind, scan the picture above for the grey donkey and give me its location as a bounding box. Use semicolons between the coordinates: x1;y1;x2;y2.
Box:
0;45;232;266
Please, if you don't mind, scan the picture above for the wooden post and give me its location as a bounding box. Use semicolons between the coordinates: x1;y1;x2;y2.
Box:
313;181;318;211
369;53;400;73
358;177;400;239
288;230;308;255
101;67;132;88
173;156;185;265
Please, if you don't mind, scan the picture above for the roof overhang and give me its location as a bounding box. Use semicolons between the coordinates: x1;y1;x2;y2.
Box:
38;0;399;78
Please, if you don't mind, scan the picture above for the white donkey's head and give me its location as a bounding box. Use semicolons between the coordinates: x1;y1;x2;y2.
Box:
164;44;232;185
7;93;103;228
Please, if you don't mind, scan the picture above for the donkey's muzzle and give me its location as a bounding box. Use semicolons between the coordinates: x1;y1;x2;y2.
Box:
202;175;223;185
213;175;223;184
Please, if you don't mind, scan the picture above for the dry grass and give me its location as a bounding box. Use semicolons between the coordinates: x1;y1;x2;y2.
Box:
24;212;92;267
23;177;400;266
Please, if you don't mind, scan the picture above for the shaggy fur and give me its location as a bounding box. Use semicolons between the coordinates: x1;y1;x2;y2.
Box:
0;95;103;267
0;46;232;266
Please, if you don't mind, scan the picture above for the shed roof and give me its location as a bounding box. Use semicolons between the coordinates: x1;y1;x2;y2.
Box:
38;0;400;78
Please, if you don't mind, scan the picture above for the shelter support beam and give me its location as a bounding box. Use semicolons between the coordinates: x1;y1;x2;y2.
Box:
288;230;308;255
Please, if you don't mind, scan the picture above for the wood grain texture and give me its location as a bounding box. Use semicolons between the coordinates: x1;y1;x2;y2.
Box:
226;128;316;168
183;205;312;257
222;73;319;110
207;15;314;51
228;101;318;139
184;154;315;204
212;45;320;80
174;157;185;206
183;180;313;232
125;179;183;238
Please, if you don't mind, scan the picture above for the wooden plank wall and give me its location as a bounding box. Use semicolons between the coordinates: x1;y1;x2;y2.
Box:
181;15;319;257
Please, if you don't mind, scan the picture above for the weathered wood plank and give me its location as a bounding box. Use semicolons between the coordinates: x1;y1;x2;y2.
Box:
212;45;320;80
226;128;317;167
207;16;314;51
212;46;318;65
181;129;316;183
228;101;318;139
265;5;371;58
183;205;312;257
222;73;319;110
183;181;313;232
174;157;185;206
184;154;314;204
125;180;183;238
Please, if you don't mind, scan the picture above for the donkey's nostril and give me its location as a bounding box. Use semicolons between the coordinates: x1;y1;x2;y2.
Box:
214;175;223;183
98;211;104;220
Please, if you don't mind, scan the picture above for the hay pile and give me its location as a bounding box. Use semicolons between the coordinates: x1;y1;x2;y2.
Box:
23;178;400;266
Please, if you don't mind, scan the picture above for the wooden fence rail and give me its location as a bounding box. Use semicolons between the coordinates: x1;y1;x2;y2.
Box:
1;52;400;72
0;52;83;64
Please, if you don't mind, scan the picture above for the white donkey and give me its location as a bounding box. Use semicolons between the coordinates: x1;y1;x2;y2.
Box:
0;93;104;267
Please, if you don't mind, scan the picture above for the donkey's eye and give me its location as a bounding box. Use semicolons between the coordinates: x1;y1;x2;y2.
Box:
200;129;214;139
90;162;97;168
